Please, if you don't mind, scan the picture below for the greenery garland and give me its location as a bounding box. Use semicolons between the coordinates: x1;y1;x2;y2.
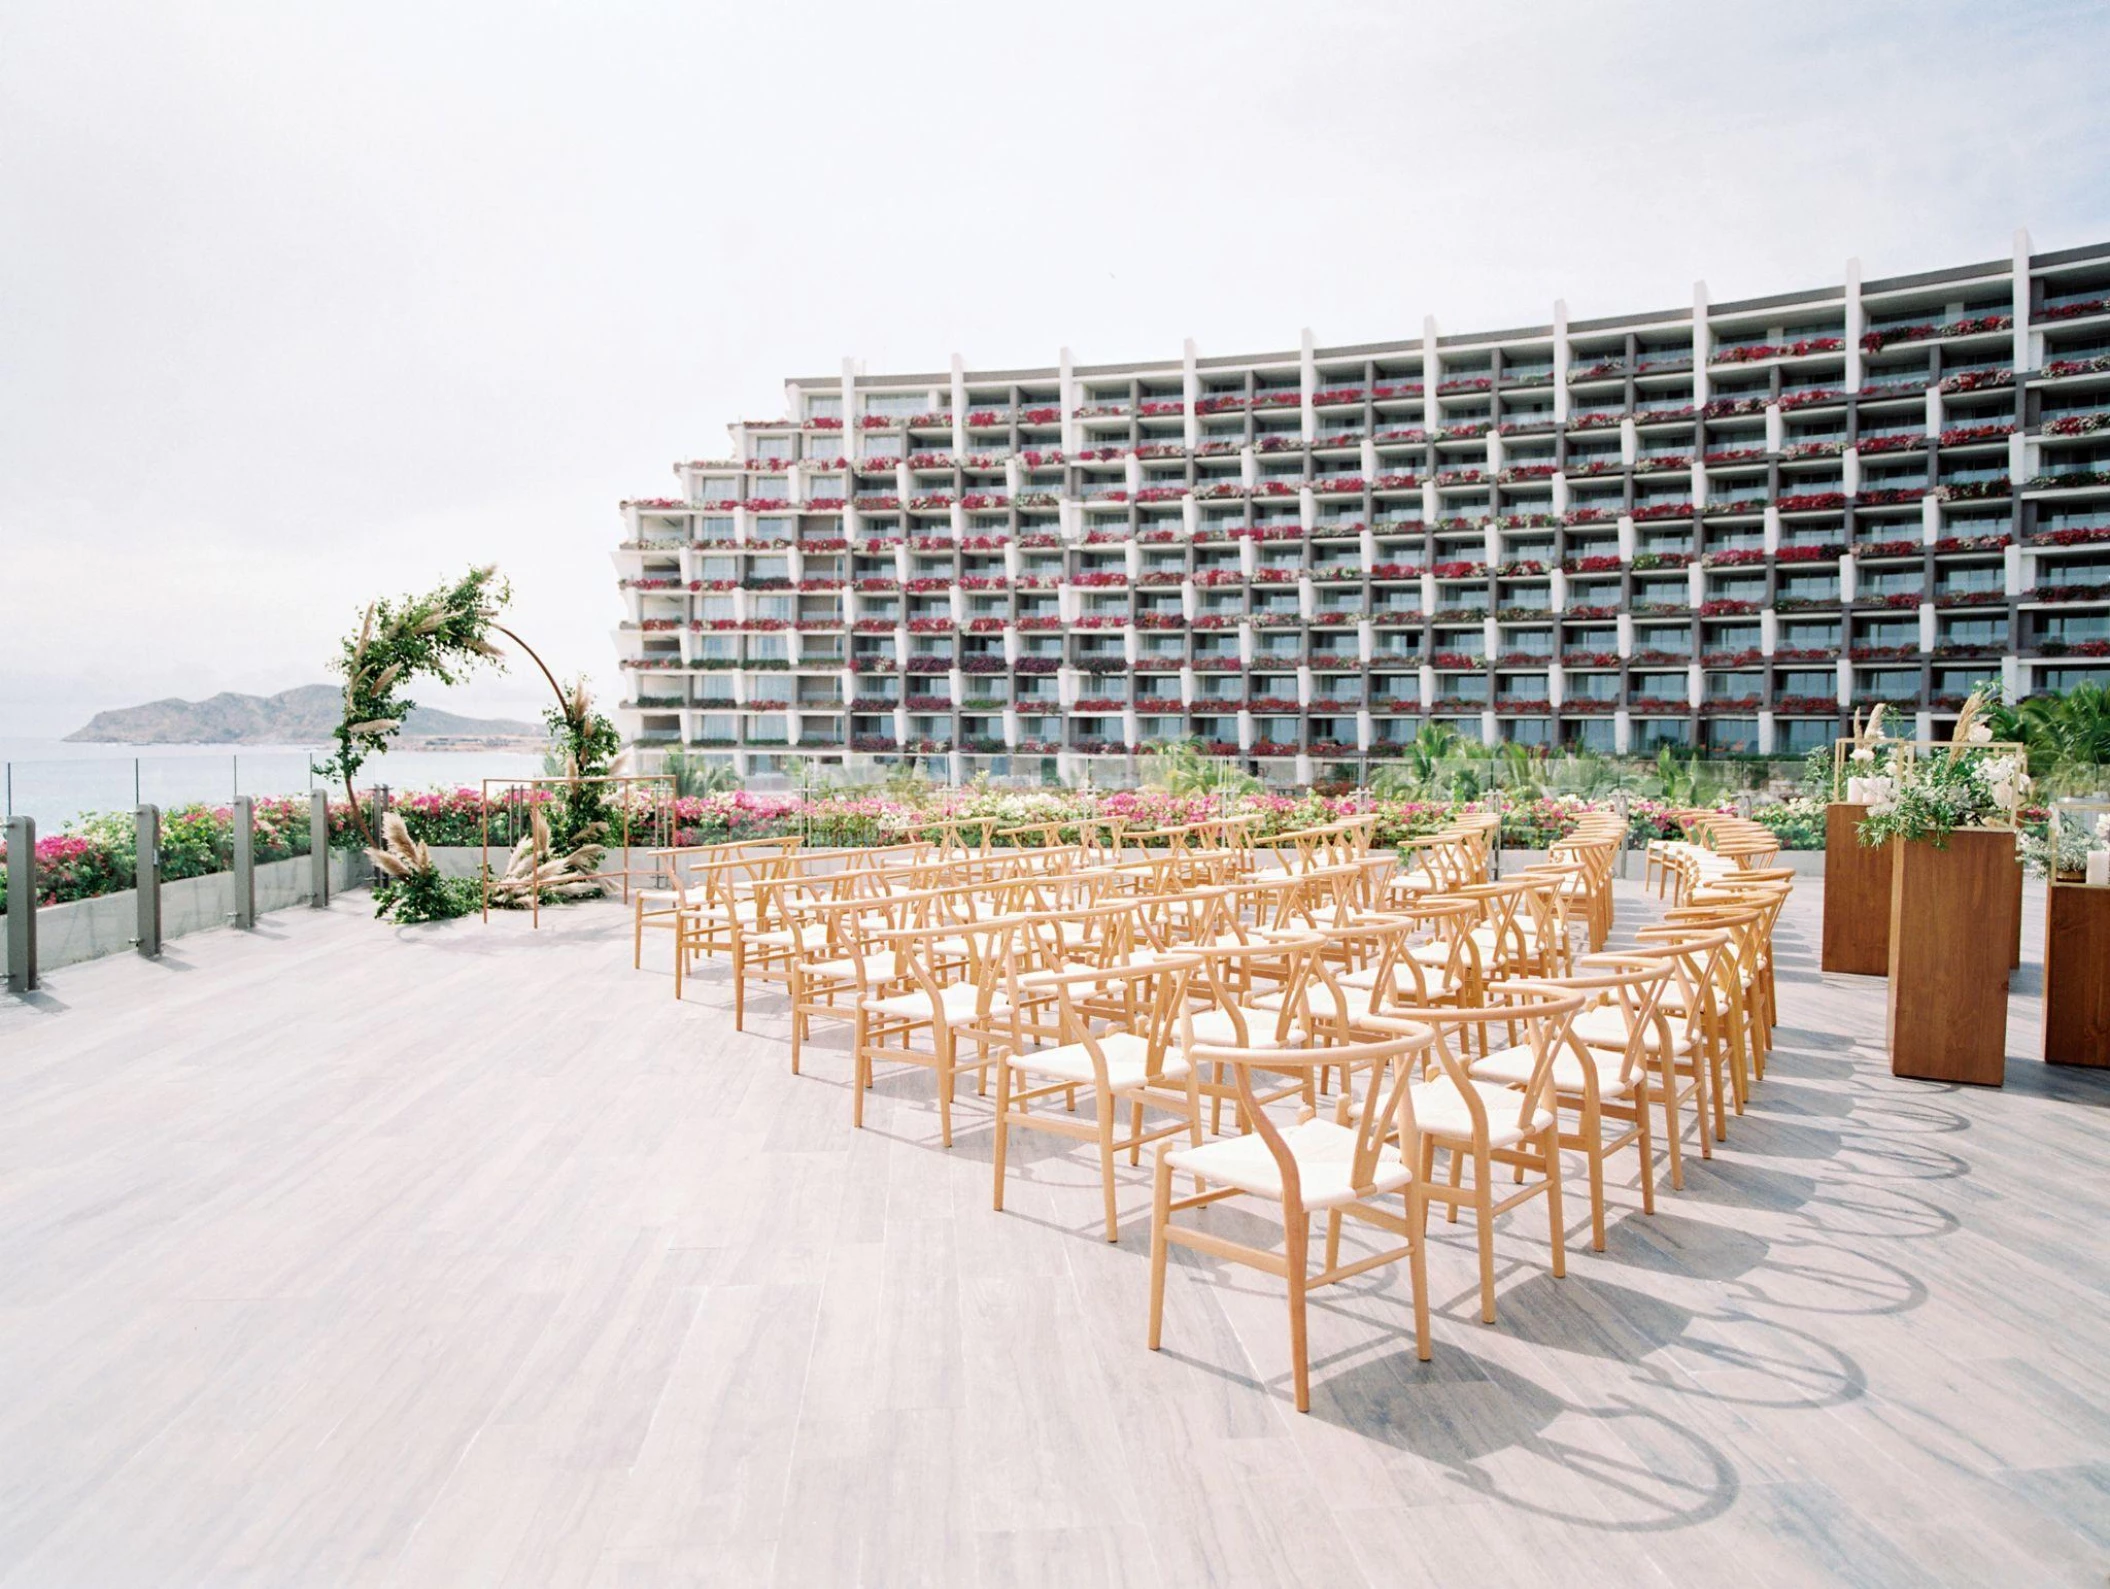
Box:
313;565;510;843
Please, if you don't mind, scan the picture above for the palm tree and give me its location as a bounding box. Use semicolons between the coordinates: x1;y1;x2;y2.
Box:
1991;684;2110;793
1142;737;1260;798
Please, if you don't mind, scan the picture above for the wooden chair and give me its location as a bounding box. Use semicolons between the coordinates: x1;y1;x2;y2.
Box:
1148;1028;1440;1412
851;916;1031;1148
1470;954;1673;1249
1358;985;1584;1325
992;956;1203;1242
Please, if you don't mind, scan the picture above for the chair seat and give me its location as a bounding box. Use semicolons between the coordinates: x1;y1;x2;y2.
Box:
1410;1074;1555;1148
1168;1118;1413;1210
1572;1004;1696;1056
1181;1004;1299;1049
1009;1031;1192;1091
1470;1040;1637;1099
1251;982;1366;1023
808;950;903;983
1342;961;1460;999
751;923;831;951
861;984;1014;1025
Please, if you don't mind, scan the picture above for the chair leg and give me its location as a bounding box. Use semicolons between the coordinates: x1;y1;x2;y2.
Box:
937;1029;955;1150
1544;1127;1567;1279
1286;1211;1311;1413
1096;1093;1119;1243
1658;1053;1685;1191
1472;1151;1497;1324
852;1010;868;1130
1635;1087;1658;1216
1407;1186;1432;1362
731;938;745;1029
632;902;644;969
992;1061;1012;1213
1584;1100;1607;1253
1147;1151;1174;1351
1128;1100;1145;1167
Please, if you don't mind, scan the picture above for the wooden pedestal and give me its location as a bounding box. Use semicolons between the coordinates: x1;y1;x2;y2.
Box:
1822;804;1892;975
2045;881;2110;1067
1887;831;2017;1087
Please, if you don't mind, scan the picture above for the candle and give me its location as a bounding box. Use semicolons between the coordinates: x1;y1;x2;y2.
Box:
2088;850;2110;889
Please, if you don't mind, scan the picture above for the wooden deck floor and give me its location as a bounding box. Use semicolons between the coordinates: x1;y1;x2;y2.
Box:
0;878;2106;1586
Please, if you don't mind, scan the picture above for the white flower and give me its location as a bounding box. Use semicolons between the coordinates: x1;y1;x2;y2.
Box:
1850;746;1876;765
1966;722;1993;744
1862;775;1897;817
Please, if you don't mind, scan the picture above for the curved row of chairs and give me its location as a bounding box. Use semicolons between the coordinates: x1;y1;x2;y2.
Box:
636;807;1789;1411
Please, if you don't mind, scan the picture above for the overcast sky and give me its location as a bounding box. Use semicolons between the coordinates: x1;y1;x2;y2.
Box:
4;0;2108;737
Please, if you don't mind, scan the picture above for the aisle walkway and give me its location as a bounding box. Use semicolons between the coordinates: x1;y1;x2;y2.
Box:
0;880;2105;1586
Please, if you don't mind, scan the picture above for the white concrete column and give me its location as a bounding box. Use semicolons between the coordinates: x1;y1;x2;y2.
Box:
1299;327;1317;444
1182;338;1200;449
1920;495;1942;546
1835;658;1852;707
1619;418;1639;468
1838;554;1857;604
1760;609;1778;655
1614;710;1632;754
1059;345;1077;453
1757;712;1776;755
1417;663;1435;711
1479;709;1498;747
1691;281;1711;406
2012;228;2034;377
1616;614;1634;658
1551;299;1571;424
1763;507;1783;554
1844;257;1865;392
2004;541;2024;597
950;354;968;456
1686;663;1704;710
1842;449;1861;498
1765;402;1785;455
1919;603;1938;650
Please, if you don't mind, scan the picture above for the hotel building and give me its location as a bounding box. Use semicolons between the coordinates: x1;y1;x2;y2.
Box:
614;231;2110;785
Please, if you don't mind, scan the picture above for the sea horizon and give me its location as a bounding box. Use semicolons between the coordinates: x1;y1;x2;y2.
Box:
1;737;552;829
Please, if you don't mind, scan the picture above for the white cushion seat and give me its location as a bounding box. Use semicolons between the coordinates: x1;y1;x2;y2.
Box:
1470;1039;1636;1098
1250;982;1363;1023
751;923;832;951
1009;1031;1191;1090
860;984;1014;1025
807;950;903;983
1167;1118;1412;1209
1571;1004;1698;1056
1179;1004;1300;1049
1410;1074;1556;1148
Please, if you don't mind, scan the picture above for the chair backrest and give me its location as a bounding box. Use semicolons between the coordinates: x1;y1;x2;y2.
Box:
1023;956;1201;1085
1555;953;1677;1094
1372;984;1587;1142
1184;1030;1438;1210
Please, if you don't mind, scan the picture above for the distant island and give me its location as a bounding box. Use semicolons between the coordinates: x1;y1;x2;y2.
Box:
65;685;547;748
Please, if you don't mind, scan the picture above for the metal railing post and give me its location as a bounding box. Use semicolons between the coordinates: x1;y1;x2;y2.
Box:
6;816;35;992
310;790;330;906
232;795;256;929
135;805;161;957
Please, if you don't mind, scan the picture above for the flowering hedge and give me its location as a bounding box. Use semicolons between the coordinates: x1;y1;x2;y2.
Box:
8;783;1868;918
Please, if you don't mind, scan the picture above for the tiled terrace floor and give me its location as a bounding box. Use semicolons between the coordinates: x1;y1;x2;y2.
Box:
0;878;2106;1586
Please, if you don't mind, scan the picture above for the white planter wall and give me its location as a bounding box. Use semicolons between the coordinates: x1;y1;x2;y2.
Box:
0;851;365;974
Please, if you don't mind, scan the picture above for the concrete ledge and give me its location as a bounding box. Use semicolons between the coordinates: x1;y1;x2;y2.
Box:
1;851;365;973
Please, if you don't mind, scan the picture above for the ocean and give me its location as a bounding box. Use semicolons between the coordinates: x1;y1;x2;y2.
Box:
0;739;552;830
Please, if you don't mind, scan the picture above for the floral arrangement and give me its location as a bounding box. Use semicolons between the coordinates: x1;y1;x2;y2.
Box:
1856;692;2028;848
